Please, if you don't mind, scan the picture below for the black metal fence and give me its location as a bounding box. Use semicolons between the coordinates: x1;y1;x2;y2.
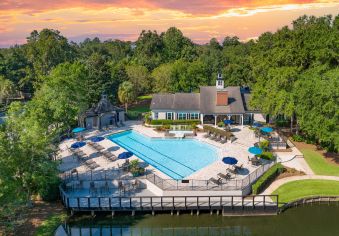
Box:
61;161;276;192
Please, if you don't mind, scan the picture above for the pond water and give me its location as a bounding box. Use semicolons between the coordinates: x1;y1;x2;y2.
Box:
56;204;339;236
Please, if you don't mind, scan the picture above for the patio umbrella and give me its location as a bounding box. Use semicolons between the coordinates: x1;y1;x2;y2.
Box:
118;151;133;159
71;141;86;149
72;127;86;133
248;146;263;155
223;120;233;125
261;127;273;133
222;157;238;165
90;136;105;142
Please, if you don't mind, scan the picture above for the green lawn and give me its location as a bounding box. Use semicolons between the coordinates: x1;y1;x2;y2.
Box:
301;148;339;176
137;95;152;100
273;179;339;203
34;212;67;236
129;105;150;113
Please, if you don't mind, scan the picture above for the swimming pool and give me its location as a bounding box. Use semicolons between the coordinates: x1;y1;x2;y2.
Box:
108;130;218;179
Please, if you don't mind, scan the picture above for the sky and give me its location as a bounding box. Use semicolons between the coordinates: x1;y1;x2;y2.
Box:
0;0;338;47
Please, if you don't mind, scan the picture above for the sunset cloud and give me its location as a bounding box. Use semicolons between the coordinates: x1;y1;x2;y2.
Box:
0;0;338;47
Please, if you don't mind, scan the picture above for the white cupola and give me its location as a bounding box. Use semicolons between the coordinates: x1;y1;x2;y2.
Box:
216;73;224;90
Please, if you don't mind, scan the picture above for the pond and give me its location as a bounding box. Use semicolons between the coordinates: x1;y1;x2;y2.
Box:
55;204;339;236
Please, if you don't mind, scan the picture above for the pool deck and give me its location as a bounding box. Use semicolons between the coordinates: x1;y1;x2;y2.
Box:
58;121;308;197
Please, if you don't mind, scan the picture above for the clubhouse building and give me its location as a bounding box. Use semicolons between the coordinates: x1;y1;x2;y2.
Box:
150;74;257;126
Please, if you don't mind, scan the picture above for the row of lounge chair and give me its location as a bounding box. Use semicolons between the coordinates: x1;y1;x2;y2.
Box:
204;131;227;143
208;164;243;185
87;142;118;162
69;148;99;170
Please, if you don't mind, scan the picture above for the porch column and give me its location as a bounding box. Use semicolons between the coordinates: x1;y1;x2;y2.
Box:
200;114;204;125
241;114;244;127
214;115;217;127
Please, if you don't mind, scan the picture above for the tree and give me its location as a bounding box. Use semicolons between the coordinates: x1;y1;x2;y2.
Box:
125;64;151;95
118;81;136;112
162;27;193;61
26;29;76;85
151;63;174;93
222;36;241;47
0;76;16;105
133;30;164;70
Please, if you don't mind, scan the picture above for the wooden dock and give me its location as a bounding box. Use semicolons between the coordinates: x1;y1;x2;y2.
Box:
60;187;279;216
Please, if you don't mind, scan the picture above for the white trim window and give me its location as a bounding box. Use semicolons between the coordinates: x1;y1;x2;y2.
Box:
190;113;199;120
154;112;159;120
177;113;187;120
166;112;173;120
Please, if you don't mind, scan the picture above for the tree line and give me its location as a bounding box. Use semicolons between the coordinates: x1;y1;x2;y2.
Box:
0;14;338;231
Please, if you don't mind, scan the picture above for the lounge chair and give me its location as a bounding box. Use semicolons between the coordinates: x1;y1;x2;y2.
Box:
204;131;211;138
226;166;237;175
217;172;232;180
209;177;221;185
210;133;218;140
220;136;227;144
230;136;237;143
214;135;221;142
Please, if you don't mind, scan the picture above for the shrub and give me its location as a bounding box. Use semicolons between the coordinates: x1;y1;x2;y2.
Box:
259;151;275;160
38;177;61;201
129;160;145;177
292;134;304;142
203;125;233;139
150;119;200;125
217;121;225;127
259;140;270;151
126;110;140;120
252;163;284;194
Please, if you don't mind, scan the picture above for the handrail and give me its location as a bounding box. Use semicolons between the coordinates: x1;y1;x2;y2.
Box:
279;195;339;212
59;186;279;211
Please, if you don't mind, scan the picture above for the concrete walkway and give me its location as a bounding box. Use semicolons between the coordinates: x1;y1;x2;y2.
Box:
262;175;339;195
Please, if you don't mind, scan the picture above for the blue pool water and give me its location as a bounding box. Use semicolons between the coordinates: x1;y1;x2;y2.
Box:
108;130;218;179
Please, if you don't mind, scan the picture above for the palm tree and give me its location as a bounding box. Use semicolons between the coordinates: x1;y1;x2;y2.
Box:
118;81;136;112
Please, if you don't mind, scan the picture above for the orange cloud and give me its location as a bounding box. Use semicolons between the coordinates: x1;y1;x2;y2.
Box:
0;0;338;47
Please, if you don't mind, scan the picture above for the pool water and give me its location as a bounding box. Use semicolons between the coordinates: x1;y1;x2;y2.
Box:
108;130;218;179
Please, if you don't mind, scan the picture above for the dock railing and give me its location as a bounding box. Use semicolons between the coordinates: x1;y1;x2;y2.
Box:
59;185;278;212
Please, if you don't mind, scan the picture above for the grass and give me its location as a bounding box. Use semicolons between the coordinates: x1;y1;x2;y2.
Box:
129;105;150;113
137;95;152;100
273;179;339;203
301;148;339;176
34;212;67;236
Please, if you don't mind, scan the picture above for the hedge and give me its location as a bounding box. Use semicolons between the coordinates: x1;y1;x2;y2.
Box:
252;163;284;194
203;125;234;138
259;151;275;161
150;119;200;125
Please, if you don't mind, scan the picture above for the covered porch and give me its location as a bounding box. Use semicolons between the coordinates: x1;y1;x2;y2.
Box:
200;113;255;127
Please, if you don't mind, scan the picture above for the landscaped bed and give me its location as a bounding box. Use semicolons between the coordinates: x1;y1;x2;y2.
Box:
273;179;339;203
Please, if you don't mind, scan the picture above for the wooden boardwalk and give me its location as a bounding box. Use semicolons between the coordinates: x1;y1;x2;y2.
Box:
60;187;279;216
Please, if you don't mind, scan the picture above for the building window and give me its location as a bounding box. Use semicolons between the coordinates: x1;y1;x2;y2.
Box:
190;113;199;120
218;80;223;86
177;113;187;120
166;112;173;120
154;112;158;120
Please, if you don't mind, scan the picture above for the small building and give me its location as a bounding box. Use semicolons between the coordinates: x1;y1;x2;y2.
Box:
150;74;258;126
79;95;125;129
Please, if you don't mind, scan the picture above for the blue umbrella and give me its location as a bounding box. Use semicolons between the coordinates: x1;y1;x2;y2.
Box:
71;141;86;149
223;120;233;125
252;122;263;128
248;146;263;155
90;136;105;142
72;127;86;133
261;127;273;133
118;151;133;159
222;157;238;165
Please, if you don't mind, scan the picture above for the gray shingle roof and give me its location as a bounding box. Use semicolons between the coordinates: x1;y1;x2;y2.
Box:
200;86;245;114
150;93;200;111
151;86;248;114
